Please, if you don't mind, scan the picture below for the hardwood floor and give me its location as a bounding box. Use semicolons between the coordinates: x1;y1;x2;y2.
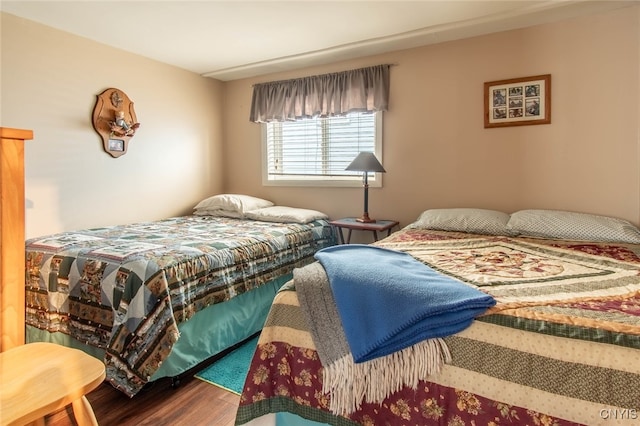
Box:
46;374;240;426
45;334;261;425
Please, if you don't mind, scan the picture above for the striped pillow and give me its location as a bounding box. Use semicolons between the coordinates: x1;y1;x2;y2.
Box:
507;210;640;244
411;208;511;236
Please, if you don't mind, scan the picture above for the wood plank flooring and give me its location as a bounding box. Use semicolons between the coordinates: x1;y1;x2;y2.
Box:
45;333;260;425
46;375;240;426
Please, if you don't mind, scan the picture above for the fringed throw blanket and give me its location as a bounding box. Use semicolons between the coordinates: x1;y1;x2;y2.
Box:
315;245;497;361
296;245;496;415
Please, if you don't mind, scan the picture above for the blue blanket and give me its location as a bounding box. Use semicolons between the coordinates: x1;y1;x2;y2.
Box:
314;244;496;363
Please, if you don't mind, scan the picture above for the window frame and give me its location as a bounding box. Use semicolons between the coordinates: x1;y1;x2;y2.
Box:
261;112;383;188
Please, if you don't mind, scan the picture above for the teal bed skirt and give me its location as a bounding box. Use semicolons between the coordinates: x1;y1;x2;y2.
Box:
26;275;287;381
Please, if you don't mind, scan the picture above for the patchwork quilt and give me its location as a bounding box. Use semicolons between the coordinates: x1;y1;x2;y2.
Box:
25;215;335;396
236;228;640;425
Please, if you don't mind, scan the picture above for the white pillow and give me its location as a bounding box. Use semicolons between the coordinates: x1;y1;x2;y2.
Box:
507;209;640;244
411;208;511;236
193;209;245;218
245;206;329;224
194;194;273;216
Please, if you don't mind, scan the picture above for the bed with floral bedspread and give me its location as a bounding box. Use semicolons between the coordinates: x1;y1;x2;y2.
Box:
235;209;640;426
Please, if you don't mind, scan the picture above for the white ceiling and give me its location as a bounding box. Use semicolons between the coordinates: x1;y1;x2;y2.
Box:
1;1;634;81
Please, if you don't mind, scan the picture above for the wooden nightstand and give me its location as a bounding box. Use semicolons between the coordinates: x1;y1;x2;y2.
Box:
329;218;399;244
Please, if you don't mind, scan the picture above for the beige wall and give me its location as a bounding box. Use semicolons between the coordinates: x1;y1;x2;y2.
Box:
2;6;639;241
223;5;640;235
1;13;225;238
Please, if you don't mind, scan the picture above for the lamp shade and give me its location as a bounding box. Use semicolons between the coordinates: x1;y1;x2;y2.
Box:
345;152;386;173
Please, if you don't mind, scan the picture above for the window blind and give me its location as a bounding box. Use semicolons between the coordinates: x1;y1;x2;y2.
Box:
265;112;377;180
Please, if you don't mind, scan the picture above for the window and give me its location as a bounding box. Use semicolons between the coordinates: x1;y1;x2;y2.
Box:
263;112;382;187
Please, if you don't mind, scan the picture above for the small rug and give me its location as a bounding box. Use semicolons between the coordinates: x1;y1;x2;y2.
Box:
194;335;259;395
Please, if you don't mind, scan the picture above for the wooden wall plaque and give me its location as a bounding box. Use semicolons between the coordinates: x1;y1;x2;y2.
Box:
92;88;140;158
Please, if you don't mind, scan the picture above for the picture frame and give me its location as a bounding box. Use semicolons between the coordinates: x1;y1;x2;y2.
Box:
108;139;125;152
484;74;551;128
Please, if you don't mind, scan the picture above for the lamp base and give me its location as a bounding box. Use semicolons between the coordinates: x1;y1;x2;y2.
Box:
356;213;376;223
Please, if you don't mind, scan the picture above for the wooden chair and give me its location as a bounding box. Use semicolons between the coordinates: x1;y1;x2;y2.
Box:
0;342;106;425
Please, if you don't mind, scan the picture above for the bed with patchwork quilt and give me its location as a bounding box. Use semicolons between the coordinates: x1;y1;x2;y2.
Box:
25;194;336;397
235;208;640;425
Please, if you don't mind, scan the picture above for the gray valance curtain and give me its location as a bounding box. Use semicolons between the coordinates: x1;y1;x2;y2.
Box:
249;64;390;123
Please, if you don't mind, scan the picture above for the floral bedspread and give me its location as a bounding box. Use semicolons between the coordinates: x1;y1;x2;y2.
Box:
236;228;640;425
25;215;335;396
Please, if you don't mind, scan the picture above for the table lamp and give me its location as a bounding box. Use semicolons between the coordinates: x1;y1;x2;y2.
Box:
345;152;386;223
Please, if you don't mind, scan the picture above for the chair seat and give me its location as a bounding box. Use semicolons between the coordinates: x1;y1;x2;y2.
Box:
0;342;105;426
